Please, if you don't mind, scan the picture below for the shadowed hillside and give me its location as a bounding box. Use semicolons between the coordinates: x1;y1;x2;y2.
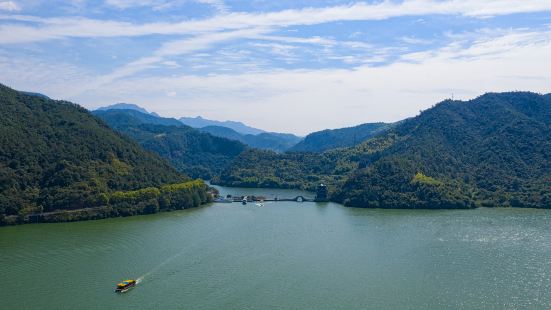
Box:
93;109;247;179
200;125;302;152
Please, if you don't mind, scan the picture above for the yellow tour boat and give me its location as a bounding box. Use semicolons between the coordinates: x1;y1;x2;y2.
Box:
115;279;136;293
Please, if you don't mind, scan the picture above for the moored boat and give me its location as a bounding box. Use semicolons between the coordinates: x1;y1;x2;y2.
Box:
115;279;136;293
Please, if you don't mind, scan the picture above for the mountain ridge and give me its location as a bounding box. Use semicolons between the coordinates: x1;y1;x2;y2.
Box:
288;122;391;152
180;116;266;135
93;109;247;179
215;91;551;208
96;103;155;115
199;125;302;152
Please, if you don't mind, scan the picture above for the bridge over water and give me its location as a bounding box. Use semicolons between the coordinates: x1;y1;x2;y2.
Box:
217;195;325;203
215;184;329;203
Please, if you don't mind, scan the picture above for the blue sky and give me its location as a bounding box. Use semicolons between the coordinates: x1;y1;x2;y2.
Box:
1;1;551;134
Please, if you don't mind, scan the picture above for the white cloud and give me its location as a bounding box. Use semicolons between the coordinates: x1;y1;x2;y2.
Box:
195;0;227;13
104;0;227;11
104;0;172;9
14;27;542;135
0;52;95;98
3;1;551;44
85;27;269;89
0;1;20;11
399;36;433;45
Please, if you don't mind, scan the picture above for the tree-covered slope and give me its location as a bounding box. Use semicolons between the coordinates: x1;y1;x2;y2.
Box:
199;125;302;152
0;84;189;219
212;134;394;190
93;110;247;179
288;122;391;152
199;125;244;141
217;92;551;208
93;109;182;127
336;92;551;208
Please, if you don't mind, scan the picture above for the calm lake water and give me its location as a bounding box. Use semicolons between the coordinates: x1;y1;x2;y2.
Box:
2;184;551;309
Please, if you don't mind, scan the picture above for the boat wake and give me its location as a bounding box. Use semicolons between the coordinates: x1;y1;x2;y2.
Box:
135;243;198;285
136;257;174;284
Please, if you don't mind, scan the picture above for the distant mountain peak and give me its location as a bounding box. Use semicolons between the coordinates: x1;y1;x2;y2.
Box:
179;115;266;135
96;103;153;115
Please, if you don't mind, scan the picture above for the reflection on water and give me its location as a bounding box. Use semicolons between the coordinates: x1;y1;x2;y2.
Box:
1;185;551;309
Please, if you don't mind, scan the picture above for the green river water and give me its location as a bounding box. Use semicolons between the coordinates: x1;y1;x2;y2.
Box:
1;184;551;309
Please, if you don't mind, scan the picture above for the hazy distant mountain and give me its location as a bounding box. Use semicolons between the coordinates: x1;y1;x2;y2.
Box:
93;109;247;179
180;116;266;135
199;125;302;152
199;126;243;141
289;122;391;152
96;103;154;115
96;105;299;152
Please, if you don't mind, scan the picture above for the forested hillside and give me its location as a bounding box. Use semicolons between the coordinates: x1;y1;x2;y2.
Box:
93;109;247;179
217;92;551;208
212;134;394;190
0;85;209;224
94;109;182;127
288;122;391;152
200;125;302;152
336;92;551;208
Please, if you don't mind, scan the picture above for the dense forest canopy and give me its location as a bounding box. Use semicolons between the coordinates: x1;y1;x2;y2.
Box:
216;92;551;208
93;109;247;179
288;122;391;152
93;109;183;127
199;125;302;152
212;132;395;191
0;84;211;224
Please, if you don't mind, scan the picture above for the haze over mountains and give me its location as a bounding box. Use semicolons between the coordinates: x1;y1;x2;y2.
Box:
92;109;246;179
199;126;302;152
179;115;303;152
180;116;265;135
95;103;395;153
97;103;303;152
